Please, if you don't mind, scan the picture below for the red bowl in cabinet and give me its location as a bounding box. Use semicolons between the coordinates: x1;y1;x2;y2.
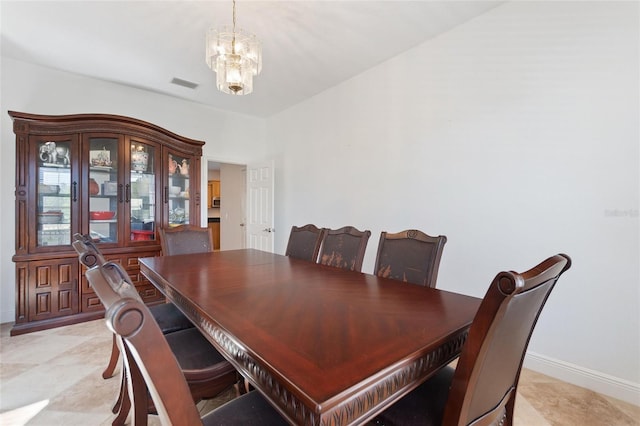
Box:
131;230;154;241
90;211;116;220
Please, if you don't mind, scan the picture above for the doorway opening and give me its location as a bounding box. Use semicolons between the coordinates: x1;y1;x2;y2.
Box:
206;160;246;250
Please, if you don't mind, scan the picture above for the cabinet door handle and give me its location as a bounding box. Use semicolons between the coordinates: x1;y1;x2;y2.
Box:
125;184;130;203
118;184;124;203
164;186;168;203
72;181;78;202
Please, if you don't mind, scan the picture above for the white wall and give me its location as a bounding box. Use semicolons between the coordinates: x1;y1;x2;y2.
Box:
0;57;266;324
267;2;639;403
207;169;221;181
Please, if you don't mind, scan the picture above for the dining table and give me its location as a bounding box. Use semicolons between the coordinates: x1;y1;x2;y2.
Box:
139;249;481;426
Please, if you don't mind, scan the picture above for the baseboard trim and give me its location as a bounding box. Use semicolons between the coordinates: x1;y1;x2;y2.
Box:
524;351;640;406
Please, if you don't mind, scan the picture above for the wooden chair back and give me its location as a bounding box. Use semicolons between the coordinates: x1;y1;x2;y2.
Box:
84;261;204;425
73;233;107;268
159;225;213;256
442;253;571;425
285;224;326;262
374;229;447;287
318;226;371;272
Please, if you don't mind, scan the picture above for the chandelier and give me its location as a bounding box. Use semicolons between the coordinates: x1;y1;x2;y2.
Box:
205;0;262;95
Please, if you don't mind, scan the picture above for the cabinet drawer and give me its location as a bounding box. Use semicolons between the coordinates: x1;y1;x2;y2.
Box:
137;284;164;303
81;251;158;292
81;293;104;313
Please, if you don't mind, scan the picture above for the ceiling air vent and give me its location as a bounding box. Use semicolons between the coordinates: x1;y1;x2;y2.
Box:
171;77;199;89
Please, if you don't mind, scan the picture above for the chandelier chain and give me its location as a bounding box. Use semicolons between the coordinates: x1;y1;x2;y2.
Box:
232;0;237;33
232;0;237;53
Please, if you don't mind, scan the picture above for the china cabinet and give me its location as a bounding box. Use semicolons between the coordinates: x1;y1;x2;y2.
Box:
10;112;204;335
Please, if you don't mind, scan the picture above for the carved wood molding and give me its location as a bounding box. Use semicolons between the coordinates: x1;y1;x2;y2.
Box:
320;329;468;425
9;111;204;155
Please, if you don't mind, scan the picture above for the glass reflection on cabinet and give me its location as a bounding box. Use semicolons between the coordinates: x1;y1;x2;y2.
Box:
37;140;72;246
168;153;190;226
130;142;156;241
88;138;118;243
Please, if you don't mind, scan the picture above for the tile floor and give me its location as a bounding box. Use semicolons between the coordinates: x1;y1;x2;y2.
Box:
0;320;638;425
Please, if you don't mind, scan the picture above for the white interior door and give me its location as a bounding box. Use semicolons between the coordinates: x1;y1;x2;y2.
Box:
246;161;274;252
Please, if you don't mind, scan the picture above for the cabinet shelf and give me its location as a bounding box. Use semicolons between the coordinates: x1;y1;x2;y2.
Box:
40;163;70;169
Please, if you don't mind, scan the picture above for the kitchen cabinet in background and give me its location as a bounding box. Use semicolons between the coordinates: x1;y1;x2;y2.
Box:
207;180;220;208
208;219;221;250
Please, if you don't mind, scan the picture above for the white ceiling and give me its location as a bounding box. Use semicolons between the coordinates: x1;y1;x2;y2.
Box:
1;1;502;118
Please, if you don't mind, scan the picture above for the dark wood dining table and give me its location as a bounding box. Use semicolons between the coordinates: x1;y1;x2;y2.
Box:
139;249;481;426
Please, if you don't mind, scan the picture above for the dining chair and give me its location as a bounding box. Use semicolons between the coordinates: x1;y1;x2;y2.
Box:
85;259;288;426
74;234;167;424
372;253;571;426
318;226;371;272
285;224;327;262
374;229;447;287
74;233;194;381
158;224;214;255
73;235;238;426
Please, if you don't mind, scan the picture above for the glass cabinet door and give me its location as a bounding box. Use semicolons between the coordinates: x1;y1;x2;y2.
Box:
129;140;157;242
36;139;74;247
87;137;120;244
166;152;191;226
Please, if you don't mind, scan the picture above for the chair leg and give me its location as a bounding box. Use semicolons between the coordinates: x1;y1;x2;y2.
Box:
110;359;131;426
102;334;120;379
112;368;126;414
124;345;148;426
232;372;247;397
111;378;129;426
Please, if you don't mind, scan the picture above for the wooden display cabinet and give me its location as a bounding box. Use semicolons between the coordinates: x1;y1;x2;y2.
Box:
10;112;204;335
